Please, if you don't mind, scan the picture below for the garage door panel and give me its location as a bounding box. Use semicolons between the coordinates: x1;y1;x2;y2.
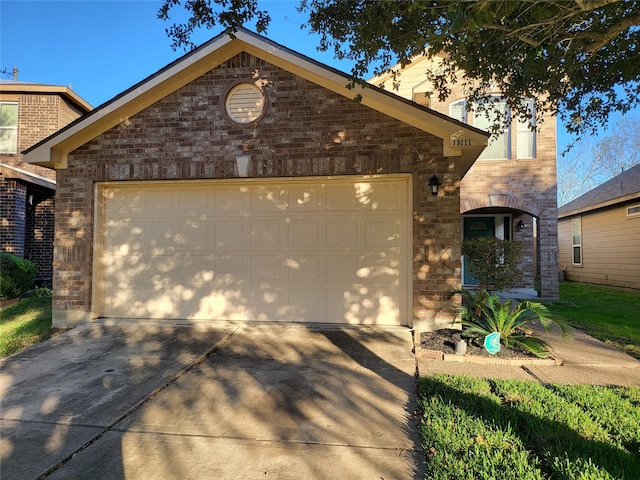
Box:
175;221;207;250
178;189;209;215
285;256;323;282
251;221;283;247
251;255;283;282
327;220;361;246
106;287;177;319
214;188;248;213
287;290;324;318
98;177;409;325
144;190;175;216
289;220;322;247
288;186;322;211
365;219;401;247
212;221;247;249
251;186;288;212
327;288;401;325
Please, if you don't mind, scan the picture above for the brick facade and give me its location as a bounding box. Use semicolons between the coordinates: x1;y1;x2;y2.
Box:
0;84;90;284
52;52;463;329
430;87;559;299
0;180;27;257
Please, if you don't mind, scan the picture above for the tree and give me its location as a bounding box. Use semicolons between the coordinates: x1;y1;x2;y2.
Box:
158;0;640;140
558;114;640;204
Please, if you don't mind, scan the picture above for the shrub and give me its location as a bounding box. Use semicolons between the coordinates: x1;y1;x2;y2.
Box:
453;288;569;358
0;252;38;301
462;237;523;293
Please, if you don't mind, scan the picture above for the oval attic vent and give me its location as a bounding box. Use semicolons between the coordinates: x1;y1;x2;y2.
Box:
225;83;266;125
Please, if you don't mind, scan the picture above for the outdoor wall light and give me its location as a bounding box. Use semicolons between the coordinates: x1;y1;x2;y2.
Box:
236;155;251;177
517;220;525;230
428;175;441;195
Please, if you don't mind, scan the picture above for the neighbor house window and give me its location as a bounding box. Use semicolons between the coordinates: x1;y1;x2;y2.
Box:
0;103;18;154
572;218;582;265
627;205;640;216
517;99;536;159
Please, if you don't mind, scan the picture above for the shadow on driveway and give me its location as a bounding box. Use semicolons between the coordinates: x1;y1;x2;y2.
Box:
1;322;424;479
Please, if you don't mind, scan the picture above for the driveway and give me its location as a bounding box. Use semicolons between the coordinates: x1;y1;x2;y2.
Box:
1;322;423;479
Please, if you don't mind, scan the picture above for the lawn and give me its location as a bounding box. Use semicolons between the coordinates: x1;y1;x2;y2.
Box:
0;296;52;357
417;282;640;479
544;282;640;360
418;375;640;479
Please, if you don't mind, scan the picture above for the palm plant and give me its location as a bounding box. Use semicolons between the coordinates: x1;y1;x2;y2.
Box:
452;288;569;358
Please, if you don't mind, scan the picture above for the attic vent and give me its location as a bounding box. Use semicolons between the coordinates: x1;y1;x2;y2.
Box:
224;83;266;125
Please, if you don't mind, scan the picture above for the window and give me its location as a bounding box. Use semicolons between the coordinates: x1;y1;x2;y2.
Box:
474;97;510;160
572;218;582;265
517;99;536;158
0;103;18;154
449;99;467;123
449;96;537;160
627;205;640;216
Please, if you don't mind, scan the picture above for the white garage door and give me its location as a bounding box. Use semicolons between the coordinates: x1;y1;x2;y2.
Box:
95;176;410;325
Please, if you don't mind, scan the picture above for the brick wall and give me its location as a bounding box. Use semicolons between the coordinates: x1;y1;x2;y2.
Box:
0;179;27;257
1;89;86;282
430;86;559;298
53;52;463;328
24;193;55;281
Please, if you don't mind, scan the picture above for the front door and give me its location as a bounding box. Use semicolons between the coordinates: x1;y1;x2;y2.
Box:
463;217;495;285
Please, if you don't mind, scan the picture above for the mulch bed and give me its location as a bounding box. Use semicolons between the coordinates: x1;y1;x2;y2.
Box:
419;328;541;360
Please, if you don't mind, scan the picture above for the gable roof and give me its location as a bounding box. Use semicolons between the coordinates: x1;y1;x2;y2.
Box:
0;81;92;112
558;163;640;218
23;29;488;175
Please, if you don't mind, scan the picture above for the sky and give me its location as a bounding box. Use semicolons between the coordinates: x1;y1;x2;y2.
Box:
1;0;638;155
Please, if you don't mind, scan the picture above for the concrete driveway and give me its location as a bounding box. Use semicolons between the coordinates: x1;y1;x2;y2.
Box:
1;322;424;479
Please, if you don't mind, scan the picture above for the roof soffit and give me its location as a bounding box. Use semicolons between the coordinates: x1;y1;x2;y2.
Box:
23;30;487;172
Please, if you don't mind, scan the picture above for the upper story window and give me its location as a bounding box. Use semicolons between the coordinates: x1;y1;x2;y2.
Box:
0;102;18;154
517;99;536;159
0;103;18;153
449;96;536;160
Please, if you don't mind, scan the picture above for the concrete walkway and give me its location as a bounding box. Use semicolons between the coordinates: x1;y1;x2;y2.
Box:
0;323;423;480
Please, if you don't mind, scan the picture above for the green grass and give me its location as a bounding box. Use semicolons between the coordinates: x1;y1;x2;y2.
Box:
543;282;640;360
0;296;52;357
418;375;640;479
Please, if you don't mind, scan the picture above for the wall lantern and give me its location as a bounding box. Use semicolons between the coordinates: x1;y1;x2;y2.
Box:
236;155;251;177
428;175;441;196
517;220;525;230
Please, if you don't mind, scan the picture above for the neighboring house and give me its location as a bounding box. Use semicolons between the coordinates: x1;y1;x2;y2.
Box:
558;164;640;290
0;80;92;284
372;56;559;300
24;29;490;331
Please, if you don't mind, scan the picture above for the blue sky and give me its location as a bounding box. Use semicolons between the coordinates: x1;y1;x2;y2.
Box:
1;0;637;154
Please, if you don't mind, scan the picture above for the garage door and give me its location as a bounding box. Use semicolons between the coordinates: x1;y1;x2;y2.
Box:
95;176;410;325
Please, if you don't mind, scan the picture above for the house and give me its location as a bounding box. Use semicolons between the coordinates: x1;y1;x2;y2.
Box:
23;29;491;330
372;56;560;300
0;79;92;284
558;164;640;290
